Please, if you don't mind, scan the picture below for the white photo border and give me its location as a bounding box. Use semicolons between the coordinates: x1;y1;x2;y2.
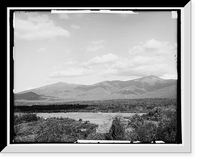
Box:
3;3;191;152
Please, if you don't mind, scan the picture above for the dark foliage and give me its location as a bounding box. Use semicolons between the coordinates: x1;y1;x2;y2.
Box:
14;113;40;125
104;108;177;143
136;122;157;143
14;98;177;113
14;104;89;113
14;115;98;143
156;111;177;143
108;117;125;140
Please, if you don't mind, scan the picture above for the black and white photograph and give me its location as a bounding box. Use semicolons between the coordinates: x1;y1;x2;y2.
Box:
2;3;192;153
12;9;181;144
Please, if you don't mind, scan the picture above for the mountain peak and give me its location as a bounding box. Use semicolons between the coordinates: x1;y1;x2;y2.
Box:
143;75;161;78
15;75;176;101
53;81;67;85
135;75;164;85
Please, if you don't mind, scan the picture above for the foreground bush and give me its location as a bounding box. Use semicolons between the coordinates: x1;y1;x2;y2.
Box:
102;110;177;143
107;117;125;140
14;117;98;143
14;113;40;125
14;108;178;143
127;115;157;143
136;122;157;143
156;111;177;143
86;132;106;140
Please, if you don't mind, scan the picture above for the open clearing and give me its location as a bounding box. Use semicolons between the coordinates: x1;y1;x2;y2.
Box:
16;112;144;133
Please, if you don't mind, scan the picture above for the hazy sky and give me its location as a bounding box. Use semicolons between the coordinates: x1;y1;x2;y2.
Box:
14;11;177;92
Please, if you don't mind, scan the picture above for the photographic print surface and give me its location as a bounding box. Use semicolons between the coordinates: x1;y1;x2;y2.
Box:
12;10;180;144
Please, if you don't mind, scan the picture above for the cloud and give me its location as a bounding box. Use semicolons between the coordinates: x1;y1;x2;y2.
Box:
89;53;119;64
15;13;70;40
71;24;80;29
50;38;177;79
89;51;177;77
118;64;174;77
80;52;174;77
58;14;70;20
144;39;168;49
49;67;93;78
52;60;77;71
86;45;104;52
129;56;152;65
100;62;176;78
129;39;176;56
100;68;118;76
81;53;120;66
126;39;177;78
37;47;46;53
80;52;169;77
128;46;144;55
86;40;105;52
92;40;105;44
50;59;93;78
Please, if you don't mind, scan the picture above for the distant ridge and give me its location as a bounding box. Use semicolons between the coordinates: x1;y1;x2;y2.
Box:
14;92;44;100
15;76;177;101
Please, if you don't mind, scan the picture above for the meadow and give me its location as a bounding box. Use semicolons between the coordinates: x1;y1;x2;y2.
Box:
13;98;178;143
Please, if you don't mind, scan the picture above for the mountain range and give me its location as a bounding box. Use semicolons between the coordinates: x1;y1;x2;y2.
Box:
15;75;177;101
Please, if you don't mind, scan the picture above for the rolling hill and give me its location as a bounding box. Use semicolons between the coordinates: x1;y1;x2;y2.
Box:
15;76;177;101
14;92;44;100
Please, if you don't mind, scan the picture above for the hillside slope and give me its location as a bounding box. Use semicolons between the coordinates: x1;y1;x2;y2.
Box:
15;76;177;101
15;92;44;100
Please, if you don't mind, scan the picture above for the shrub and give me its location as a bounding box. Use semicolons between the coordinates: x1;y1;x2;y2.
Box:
136;122;157;143
128;114;144;129
14;117;98;143
156;111;177;143
108;117;125;140
142;107;162;121
124;128;138;141
128;108;178;143
35;119;66;142
127;114;157;143
14;113;40;125
86;132;106;140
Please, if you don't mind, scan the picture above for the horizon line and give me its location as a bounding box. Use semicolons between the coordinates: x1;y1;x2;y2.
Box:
14;75;177;93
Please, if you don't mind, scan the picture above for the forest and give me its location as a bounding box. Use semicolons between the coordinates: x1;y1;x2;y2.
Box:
14;98;177;113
